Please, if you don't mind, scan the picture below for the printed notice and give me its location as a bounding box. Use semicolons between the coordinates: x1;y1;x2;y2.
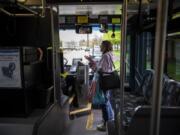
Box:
112;18;121;24
0;49;22;88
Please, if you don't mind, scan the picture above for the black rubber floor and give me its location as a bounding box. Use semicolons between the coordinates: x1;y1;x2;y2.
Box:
63;109;106;135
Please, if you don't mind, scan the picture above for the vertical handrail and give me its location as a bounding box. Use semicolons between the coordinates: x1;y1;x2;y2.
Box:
150;0;169;135
50;7;57;103
87;34;89;47
41;0;46;18
120;0;127;135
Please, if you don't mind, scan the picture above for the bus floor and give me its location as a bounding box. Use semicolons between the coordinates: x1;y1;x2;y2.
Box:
64;109;106;135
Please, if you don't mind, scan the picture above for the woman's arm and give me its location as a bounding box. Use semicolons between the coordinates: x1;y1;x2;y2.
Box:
85;55;97;71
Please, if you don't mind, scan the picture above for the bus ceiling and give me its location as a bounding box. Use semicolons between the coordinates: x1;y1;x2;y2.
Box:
0;0;161;18
45;0;159;5
46;0;123;5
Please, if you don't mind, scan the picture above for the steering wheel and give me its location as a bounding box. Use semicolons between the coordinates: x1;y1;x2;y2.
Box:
63;57;68;66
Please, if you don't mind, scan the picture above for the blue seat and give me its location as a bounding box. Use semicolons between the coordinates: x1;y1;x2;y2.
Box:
162;80;180;106
126;106;180;135
123;70;155;127
123;74;180;133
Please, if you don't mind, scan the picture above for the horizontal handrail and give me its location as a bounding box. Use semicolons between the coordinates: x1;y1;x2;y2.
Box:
0;0;45;17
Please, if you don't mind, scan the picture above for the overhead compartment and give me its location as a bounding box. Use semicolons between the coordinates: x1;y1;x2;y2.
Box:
0;8;54;47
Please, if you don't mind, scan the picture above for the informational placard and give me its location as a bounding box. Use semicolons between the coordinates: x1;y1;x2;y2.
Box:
99;16;108;23
112;18;121;24
66;16;76;24
0;49;22;88
77;16;88;24
59;16;66;24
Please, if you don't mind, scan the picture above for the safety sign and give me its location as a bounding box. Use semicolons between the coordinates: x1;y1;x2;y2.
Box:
0;49;22;88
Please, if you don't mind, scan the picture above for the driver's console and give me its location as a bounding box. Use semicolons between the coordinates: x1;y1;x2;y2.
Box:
69;58;82;73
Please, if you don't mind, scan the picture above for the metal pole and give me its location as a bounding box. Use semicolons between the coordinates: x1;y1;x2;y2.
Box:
150;0;169;135
87;34;89;47
50;7;57;103
120;0;127;135
41;0;46;17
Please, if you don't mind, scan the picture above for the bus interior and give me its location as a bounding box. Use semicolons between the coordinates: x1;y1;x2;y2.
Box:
0;0;180;135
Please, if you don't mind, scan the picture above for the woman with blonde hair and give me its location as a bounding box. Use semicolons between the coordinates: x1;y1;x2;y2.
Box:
85;40;114;131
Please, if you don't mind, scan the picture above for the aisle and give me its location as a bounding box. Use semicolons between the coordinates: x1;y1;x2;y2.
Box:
63;109;106;135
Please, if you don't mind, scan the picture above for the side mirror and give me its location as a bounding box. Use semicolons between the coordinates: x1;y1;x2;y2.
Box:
76;25;92;34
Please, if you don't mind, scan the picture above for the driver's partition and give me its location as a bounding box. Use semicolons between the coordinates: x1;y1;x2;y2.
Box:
62;58;91;119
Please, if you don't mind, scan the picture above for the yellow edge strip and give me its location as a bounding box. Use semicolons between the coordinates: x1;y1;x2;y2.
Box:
68;94;75;104
69;102;92;115
86;111;94;130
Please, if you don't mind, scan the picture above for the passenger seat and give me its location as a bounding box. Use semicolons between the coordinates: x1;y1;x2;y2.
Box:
162;80;180;106
123;70;155;127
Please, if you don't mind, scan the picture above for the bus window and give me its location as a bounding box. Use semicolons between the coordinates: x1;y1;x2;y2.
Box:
167;40;180;81
59;26;103;65
146;32;153;69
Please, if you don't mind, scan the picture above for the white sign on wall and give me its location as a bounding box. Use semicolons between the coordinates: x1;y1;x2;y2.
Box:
0;49;22;88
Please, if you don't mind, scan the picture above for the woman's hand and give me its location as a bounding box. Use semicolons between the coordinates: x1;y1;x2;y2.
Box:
84;55;92;61
85;55;96;71
89;61;96;71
